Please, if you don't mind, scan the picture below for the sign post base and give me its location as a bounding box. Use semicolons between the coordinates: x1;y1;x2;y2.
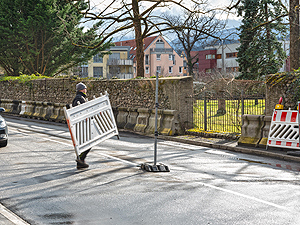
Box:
141;163;170;172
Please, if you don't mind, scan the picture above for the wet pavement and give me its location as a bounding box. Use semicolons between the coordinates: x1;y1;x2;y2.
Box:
1;115;300;224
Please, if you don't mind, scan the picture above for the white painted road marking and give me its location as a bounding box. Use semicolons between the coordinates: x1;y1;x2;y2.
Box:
198;182;296;213
0;203;30;225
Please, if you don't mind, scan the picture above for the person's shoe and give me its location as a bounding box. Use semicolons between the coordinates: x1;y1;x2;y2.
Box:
76;159;89;169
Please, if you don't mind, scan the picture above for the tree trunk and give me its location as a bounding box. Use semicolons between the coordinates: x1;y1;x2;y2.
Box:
265;3;271;64
217;90;226;115
132;0;144;77
186;51;194;78
289;0;300;70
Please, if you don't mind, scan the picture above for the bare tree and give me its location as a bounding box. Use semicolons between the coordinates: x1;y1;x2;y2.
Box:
164;9;226;78
64;0;217;77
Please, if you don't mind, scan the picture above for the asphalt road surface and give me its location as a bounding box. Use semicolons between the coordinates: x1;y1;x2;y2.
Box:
0;116;299;225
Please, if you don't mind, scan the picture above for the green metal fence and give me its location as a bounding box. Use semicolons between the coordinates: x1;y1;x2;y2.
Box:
193;90;265;134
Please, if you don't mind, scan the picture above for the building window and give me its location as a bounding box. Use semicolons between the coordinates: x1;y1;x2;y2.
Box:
169;66;173;73
145;55;149;65
109;53;120;59
156;54;161;60
226;52;238;58
156;66;161;74
179;67;183;73
169;54;173;60
156;38;164;48
93;54;103;63
145;67;149;74
216;54;222;59
82;67;88;77
93;67;103;77
205;68;212;73
205;54;215;59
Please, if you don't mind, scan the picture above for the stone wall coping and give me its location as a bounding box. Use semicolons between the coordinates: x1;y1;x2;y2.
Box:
137;108;151;113
162;110;176;115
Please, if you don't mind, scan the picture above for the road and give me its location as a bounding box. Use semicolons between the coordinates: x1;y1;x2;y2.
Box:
0;116;299;225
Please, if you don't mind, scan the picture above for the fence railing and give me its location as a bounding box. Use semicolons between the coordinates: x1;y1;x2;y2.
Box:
192;91;265;134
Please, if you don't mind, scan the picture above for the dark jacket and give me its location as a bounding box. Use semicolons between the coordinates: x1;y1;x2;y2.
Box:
72;91;87;107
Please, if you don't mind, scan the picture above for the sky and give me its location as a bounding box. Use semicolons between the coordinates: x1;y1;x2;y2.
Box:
89;0;241;24
86;0;242;41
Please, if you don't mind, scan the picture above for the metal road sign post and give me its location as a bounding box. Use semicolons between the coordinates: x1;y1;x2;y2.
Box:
154;71;159;165
64;92;119;160
141;73;170;172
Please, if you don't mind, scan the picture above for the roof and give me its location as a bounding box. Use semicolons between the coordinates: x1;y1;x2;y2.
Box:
114;36;158;61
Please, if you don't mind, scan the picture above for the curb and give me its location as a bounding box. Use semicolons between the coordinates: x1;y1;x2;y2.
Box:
156;135;300;164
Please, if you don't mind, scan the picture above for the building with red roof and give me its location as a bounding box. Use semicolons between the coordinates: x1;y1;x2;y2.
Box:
115;35;187;78
77;35;187;79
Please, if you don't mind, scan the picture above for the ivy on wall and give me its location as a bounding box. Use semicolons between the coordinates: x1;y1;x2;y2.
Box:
0;73;49;83
266;71;300;109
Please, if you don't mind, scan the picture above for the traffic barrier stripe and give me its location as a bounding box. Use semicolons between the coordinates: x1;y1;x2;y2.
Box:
291;112;297;122
280;112;287;121
268;140;299;148
272;110;298;123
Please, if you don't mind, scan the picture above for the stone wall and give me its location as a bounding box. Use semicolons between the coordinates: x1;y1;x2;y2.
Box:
265;74;299;116
0;77;193;130
265;81;285;116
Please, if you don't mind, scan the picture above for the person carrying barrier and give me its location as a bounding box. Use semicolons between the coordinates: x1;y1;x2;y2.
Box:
65;82;119;170
72;82;91;169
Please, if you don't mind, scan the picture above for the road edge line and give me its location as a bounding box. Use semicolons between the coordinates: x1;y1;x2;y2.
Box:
0;203;30;225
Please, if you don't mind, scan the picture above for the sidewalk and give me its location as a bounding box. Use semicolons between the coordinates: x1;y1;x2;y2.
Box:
157;134;300;164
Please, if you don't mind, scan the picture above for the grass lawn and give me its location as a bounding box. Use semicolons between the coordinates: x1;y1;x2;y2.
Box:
193;99;265;134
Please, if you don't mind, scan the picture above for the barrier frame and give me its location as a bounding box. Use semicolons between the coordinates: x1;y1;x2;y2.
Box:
267;109;299;150
64;92;119;158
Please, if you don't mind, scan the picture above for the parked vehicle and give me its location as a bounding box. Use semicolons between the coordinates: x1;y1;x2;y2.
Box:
0;107;8;147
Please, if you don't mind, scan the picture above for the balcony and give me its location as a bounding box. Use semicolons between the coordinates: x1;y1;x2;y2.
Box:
107;59;133;66
150;48;173;54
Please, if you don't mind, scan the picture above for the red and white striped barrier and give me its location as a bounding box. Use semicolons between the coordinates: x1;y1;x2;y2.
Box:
267;109;299;149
